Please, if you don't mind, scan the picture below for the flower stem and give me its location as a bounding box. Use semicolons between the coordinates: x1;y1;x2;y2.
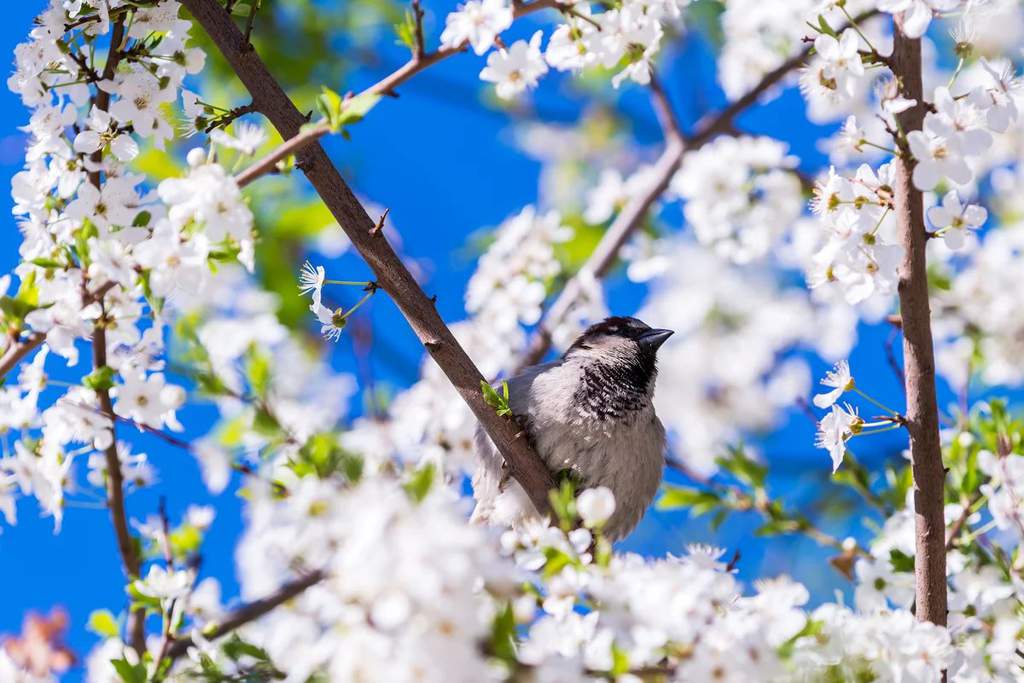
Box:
325;279;374;287
852;387;901;416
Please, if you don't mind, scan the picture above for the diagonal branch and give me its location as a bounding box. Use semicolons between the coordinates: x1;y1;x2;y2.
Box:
181;0;556;513
164;569;326;663
515;32;838;371
359;0;563;99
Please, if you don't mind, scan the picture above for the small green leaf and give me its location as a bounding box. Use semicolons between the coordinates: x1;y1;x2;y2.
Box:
87;609;120;639
480;380;513;417
656;485;720;512
817;14;836;36
889;548;915;573
83;365;116;392
404;462;435;503
316;87;381;133
490;602;517;664
611;643;630;676
394;10;418;50
110;657;146;683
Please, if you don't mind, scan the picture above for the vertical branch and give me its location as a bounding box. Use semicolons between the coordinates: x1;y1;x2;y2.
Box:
86;16;147;655
93;317;146;654
890;25;947;626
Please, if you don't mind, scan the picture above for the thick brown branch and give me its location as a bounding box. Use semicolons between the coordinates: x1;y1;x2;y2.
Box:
164;569;326;663
182;0;556;513
891;24;947;627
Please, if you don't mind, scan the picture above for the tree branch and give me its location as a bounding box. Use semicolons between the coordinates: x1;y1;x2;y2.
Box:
164;569;326;663
181;0;556;513
514;26;843;370
358;0;562;98
234;121;330;187
82;16;147;656
0;332;45;381
93;312;146;655
891;22;947;627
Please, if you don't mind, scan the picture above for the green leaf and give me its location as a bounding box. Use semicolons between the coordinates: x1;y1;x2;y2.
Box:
754;519;795;537
611;643;630;676
132;210;152;227
0;296;35;323
778;618;823;659
656;485;720;512
394;9;418;50
317;88;381;133
30;257;64;269
110;657;146;683
126;583;162;612
490;602;517;665
480;380;512;417
548;478;577;528
87;609;120;639
168;524;203;558
889;548;915;573
404;462;435;503
83;365;116;392
245;346;272;400
716;446;767;489
817;14;836;36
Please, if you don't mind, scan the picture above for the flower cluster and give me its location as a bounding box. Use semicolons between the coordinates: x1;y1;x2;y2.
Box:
441;0;690;99
639;243;850;476
670;136;803;264
807;163;903;305
465;207;572;335
231;475;508;682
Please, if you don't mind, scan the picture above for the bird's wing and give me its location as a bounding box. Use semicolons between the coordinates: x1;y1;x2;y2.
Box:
504;359;562;420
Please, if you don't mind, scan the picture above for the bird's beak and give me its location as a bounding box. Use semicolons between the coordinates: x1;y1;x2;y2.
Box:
638;328;674;351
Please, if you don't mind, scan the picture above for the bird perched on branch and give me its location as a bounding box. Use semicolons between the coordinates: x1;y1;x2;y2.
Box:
472;316;673;541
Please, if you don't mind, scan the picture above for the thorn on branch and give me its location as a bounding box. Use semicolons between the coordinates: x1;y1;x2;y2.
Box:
428;294;438;306
369;208;390;236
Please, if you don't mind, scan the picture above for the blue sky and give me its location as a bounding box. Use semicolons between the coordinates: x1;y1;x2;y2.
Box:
0;3;935;678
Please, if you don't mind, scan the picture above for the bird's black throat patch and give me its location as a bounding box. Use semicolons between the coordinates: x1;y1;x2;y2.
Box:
573;357;654;422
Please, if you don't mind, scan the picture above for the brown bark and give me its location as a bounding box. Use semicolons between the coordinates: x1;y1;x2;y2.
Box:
181;0;556;513
891;25;947;626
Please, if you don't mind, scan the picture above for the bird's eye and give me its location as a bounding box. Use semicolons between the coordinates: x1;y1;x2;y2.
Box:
578;343;592;350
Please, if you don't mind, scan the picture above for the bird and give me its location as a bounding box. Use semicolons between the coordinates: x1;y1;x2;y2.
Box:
471;316;673;541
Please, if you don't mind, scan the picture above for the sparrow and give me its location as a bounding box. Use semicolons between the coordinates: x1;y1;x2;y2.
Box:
471;316;673;541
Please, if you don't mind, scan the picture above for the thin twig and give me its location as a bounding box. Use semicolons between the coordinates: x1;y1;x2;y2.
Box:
164;569;326;663
234;121;330;187
358;0;563;98
410;0;426;60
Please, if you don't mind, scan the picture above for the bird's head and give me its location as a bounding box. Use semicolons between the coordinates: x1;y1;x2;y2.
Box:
564;316;673;391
